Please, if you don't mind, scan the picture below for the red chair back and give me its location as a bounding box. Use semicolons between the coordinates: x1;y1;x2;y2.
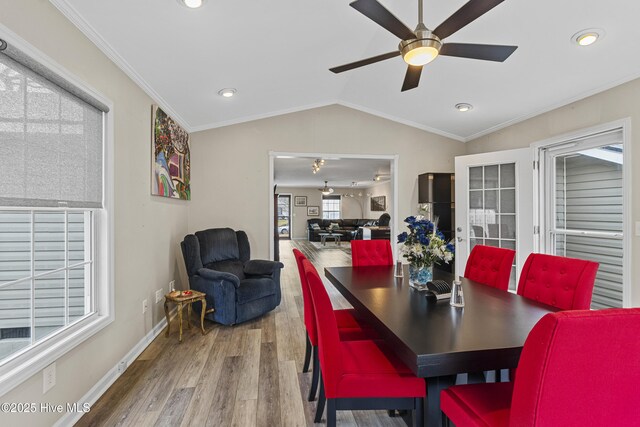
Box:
303;259;343;398
350;240;393;267
293;249;319;346
464;245;515;291
510;308;640;426
517;253;598;310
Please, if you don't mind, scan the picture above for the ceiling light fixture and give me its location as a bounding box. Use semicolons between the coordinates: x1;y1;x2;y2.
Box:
217;88;237;98
311;158;325;174
180;0;205;9
400;28;441;67
374;174;390;182
572;29;604;46
455;103;473;112
319;181;334;195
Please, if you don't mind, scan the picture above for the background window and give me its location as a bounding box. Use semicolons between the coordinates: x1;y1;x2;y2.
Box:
322;195;341;220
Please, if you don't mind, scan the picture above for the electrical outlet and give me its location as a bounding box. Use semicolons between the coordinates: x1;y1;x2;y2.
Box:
155;289;162;303
117;361;127;374
43;363;56;393
142;299;148;314
169;280;175;292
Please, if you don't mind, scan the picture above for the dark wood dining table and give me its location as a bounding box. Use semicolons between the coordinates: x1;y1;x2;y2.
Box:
324;265;559;427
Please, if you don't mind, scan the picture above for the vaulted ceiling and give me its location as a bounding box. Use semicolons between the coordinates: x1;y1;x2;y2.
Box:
52;0;640;141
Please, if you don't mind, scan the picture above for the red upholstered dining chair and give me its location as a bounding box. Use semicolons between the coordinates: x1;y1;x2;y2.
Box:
303;259;425;427
292;249;374;401
464;245;515;291
517;253;599;310
350;239;393;267
441;308;640;427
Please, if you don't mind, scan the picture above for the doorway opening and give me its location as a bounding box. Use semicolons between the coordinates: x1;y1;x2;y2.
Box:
269;152;399;260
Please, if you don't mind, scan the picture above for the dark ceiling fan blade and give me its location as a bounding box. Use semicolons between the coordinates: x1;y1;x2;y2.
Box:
401;65;423;92
440;43;517;62
330;51;400;74
350;0;415;41
434;0;505;40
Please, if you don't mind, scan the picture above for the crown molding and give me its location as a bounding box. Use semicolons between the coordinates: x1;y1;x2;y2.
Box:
49;0;193;132
465;70;640;142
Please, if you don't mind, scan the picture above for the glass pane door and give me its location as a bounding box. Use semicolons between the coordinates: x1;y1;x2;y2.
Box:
468;163;518;290
277;195;291;240
455;148;533;292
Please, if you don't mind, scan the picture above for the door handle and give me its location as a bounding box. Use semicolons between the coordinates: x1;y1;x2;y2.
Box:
457;237;464;242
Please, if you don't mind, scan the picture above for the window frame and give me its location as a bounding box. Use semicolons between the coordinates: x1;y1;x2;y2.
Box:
322;195;341;220
532;119;631;308
0;29;114;397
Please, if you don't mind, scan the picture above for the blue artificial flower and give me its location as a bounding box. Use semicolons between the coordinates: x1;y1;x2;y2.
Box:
405;216;416;225
437;230;445;239
446;242;455;253
418;234;430;245
397;232;408;243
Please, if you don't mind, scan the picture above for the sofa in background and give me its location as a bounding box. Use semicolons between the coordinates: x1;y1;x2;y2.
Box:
307;213;391;242
181;227;284;325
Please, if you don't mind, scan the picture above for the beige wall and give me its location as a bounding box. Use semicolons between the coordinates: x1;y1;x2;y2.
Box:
363;181;392;219
465;77;640;306
0;1;189;424
188;105;466;258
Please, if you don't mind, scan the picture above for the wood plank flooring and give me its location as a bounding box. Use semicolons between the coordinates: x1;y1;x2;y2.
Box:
77;240;406;427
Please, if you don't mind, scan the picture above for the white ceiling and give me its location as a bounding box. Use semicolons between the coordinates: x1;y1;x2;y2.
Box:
52;0;640;141
274;156;391;188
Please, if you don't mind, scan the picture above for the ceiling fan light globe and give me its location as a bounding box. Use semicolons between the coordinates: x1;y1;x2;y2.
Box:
404;46;439;66
400;36;441;67
182;0;204;8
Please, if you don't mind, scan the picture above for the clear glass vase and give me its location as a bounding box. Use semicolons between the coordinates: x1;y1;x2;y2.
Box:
408;263;433;289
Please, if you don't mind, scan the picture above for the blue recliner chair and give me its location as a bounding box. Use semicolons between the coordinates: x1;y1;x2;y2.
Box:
181;228;284;325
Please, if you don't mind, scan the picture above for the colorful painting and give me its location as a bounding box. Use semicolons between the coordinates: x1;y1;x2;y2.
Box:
152;105;190;200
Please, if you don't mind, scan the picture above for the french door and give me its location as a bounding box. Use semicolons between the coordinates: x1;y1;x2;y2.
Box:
455;148;533;291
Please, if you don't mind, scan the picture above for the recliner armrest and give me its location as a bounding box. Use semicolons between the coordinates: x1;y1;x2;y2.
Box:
244;259;284;276
197;268;241;288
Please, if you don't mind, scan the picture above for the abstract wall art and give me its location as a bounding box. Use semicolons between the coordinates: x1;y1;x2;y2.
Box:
152;105;190;200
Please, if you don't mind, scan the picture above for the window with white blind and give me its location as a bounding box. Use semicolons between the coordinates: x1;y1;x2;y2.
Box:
322;195;341;219
0;35;112;395
537;126;628;309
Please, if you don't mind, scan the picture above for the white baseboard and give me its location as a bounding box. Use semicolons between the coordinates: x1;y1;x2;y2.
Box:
53;316;171;427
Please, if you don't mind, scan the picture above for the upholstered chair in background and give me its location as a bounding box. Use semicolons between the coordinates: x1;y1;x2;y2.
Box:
351;240;393;267
181;228;283;325
517;253;598;310
464;245;516;291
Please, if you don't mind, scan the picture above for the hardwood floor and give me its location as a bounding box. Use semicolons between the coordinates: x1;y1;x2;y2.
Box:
77;240;406;427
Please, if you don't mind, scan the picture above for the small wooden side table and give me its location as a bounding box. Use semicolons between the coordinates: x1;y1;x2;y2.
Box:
164;290;212;343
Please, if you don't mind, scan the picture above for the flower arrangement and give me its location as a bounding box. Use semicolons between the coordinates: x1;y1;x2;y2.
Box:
397;216;455;268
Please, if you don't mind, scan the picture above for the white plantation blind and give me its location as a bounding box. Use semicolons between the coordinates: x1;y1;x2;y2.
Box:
0;43;104;208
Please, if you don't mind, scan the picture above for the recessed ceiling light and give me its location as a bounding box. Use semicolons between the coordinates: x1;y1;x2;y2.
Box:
572;29;604;46
179;0;205;9
218;88;237;98
455;103;473;112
